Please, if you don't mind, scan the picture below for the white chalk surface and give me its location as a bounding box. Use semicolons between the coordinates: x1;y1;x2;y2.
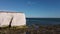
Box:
0;12;26;27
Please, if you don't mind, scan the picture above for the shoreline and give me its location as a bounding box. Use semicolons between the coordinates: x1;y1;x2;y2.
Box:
0;24;60;34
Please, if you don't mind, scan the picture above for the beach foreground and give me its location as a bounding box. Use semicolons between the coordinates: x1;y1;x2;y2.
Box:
0;25;60;34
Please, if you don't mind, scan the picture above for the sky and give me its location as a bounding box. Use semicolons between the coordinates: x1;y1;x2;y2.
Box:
0;0;60;18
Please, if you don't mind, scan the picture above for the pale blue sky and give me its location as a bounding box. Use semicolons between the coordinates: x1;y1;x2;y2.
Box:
0;0;60;18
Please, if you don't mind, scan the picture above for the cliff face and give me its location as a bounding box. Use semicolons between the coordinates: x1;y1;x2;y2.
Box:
0;12;26;27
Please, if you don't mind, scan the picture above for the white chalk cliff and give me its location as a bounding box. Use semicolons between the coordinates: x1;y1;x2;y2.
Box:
0;11;26;27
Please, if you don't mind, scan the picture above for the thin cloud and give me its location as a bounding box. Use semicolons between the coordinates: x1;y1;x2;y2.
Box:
27;1;36;6
0;10;17;12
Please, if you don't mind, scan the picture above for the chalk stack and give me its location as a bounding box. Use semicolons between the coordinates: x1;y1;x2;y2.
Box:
0;11;26;27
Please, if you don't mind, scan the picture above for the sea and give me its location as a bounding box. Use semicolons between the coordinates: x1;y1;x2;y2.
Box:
26;18;60;26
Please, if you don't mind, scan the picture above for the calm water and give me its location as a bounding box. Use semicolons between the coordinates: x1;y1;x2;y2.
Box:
26;18;60;26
